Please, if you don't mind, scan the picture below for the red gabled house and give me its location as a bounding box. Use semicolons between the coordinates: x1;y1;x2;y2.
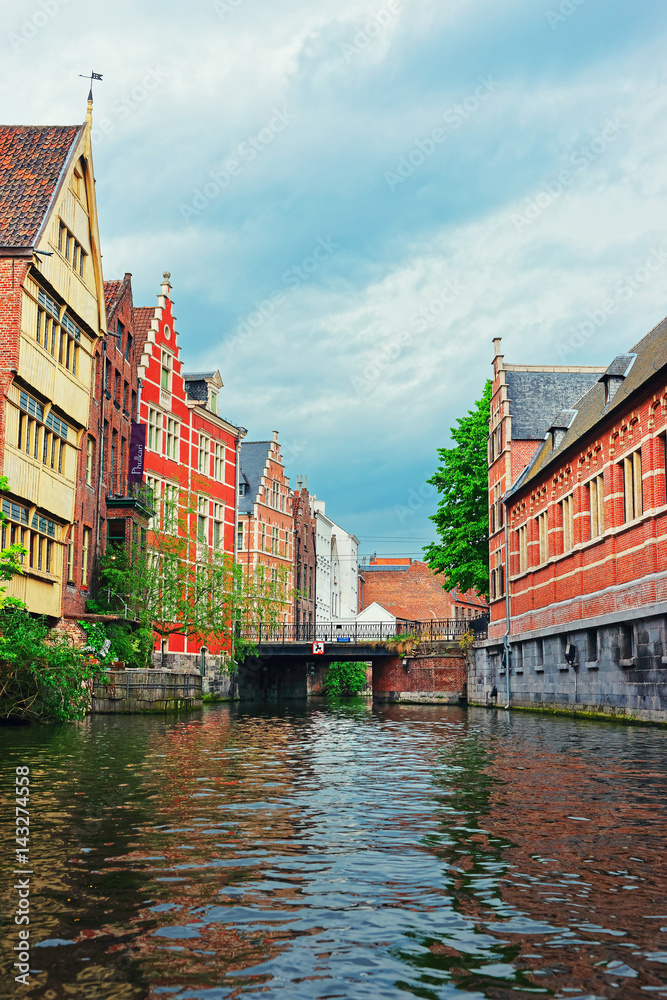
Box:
135;272;245;669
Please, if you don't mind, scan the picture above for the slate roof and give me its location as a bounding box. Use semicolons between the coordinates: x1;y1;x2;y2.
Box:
506;370;605;440
513;317;667;492
238;441;271;513
183;371;216;381
0;125;81;248
184;379;208;404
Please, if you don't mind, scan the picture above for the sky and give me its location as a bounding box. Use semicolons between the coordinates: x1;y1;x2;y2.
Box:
2;0;667;562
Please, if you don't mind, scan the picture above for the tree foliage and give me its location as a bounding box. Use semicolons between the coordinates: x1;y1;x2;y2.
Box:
423;381;491;599
88;487;292;667
0;606;103;722
323;661;369;697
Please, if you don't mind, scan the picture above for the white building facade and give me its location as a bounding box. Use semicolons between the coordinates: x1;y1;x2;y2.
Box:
312;499;359;623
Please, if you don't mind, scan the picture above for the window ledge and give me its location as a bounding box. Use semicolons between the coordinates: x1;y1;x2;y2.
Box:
661;656;667;667
585;660;599;670
620;657;637;668
557;663;570;671
534;666;544;672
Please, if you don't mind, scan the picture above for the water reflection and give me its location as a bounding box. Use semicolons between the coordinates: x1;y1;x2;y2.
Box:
1;703;666;999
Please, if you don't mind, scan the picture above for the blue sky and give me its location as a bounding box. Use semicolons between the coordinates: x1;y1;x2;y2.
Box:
3;0;667;560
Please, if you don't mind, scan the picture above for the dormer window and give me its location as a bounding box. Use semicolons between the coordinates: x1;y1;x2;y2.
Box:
238;483;247;497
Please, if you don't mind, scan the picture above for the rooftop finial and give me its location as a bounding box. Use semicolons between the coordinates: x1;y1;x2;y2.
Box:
79;71;103;119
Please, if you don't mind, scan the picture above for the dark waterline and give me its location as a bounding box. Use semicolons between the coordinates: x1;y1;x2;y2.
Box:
1;702;667;999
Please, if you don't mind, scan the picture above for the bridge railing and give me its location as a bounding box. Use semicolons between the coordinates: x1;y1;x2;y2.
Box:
240;614;489;645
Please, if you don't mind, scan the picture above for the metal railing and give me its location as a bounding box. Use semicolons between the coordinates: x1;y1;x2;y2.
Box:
240;614;489;645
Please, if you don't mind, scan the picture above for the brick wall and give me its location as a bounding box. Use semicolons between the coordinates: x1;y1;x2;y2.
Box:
373;649;467;704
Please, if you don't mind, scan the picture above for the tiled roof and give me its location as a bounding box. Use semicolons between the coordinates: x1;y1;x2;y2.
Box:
514;316;667;491
359;560;487;620
238;441;271;513
132;307;154;342
505;370;605;440
0;125;81;248
104;279;122;316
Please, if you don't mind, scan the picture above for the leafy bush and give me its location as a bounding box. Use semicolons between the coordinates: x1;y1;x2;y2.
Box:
323;661;369;697
0;606;106;722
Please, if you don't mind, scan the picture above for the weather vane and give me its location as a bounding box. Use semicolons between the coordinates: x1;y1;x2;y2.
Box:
79;70;103;101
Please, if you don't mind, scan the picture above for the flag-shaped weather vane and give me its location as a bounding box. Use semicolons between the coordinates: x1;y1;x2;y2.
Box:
79;71;103;101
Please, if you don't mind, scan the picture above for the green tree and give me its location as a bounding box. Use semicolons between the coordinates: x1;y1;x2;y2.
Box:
323;661;369;697
89;487;292;668
423;381;491;599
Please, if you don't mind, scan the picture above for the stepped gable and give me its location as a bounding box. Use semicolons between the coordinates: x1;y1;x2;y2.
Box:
0;125;81;247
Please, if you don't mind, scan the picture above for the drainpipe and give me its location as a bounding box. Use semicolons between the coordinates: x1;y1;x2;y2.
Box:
503;499;511;710
96;341;107;557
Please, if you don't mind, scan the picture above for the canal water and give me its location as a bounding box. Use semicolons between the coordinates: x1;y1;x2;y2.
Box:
1;702;667;1000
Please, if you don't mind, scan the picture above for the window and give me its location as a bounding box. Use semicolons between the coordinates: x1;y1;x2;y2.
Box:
198;435;209;474
213;503;224;549
146;475;161;530
164;483;178;533
114;370;121;405
238;482;247;497
272;481;280;508
490;549;504;600
214;443;225;481
17;391;69;474
116;321;124;354
490;483;504;534
67;530;75;583
587;629;598;662
58;220;85;276
517;525;528;574
30;513;57;574
237;520;244;551
160;350;172;391
561;494;574;552
110;429;117;492
197;497;208;546
623;450;643;522
147;408;162;452
165;418;179;461
86;436;95;485
260;524;266;551
538;511;549;563
123;382;129;414
35;290;80;375
125;333;132;362
210;390;218;414
588;474;605;538
272;526;279;554
81;527;91;586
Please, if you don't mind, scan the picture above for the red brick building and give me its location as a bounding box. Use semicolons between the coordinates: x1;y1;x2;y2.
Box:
291;479;316;631
136;272;245;667
358;557;487;624
61;273;149;617
473;321;667;722
238;433;294;626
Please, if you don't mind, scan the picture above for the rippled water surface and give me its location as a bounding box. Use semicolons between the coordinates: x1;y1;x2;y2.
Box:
2;702;667;999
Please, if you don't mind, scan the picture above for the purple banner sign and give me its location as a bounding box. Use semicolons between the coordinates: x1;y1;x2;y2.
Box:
128;422;146;484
